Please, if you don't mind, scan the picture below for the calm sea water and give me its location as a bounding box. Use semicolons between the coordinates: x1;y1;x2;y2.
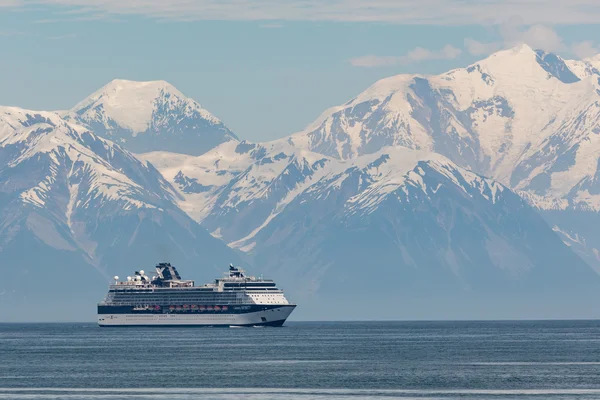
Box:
1;321;600;399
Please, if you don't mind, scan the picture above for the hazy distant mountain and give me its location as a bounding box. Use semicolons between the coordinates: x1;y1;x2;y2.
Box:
141;140;331;244
273;44;600;287
137;45;600;319
242;148;599;320
63;79;238;156
5;44;600;321
284;45;600;205
142;143;600;319
0;107;243;321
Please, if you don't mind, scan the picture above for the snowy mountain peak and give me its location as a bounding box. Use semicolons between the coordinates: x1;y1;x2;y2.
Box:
468;44;536;69
282;44;600;202
64;79;238;156
460;44;576;85
483;43;536;60
69;79;214;134
0;106;245;320
0;106;177;212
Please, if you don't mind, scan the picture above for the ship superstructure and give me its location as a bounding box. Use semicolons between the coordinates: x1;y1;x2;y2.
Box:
97;263;296;327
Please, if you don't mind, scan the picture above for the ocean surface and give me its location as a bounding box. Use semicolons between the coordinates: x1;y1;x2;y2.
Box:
1;321;600;399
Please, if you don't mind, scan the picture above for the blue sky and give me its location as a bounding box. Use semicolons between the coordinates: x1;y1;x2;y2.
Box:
0;2;599;141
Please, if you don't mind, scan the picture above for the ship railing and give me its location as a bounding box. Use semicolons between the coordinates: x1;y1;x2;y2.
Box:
103;299;255;306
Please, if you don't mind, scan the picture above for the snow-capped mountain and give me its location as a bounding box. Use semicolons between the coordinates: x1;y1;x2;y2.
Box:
135;45;600;318
284;45;600;209
0;107;244;321
144;144;600;319
141;44;600;243
5;44;600;320
63;79;238;156
141;140;333;244
243;148;600;319
565;54;600;79
251;44;600;281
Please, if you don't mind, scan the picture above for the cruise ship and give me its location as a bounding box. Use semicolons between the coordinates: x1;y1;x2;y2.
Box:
97;263;296;327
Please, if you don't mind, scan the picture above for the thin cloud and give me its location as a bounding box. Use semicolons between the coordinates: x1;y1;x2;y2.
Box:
34;18;61;23
259;23;283;28
0;30;25;36
46;33;77;40
464;23;598;60
350;45;462;67
572;41;599;59
0;0;21;6
464;39;503;56
464;23;565;56
521;24;565;52
5;0;600;25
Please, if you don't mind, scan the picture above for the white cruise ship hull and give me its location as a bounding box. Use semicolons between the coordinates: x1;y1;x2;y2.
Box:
98;305;295;327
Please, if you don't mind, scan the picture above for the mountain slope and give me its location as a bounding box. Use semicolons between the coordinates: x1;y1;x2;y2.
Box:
0;107;244;321
284;45;600;207
145;144;600;319
565;54;600;79
141;140;332;244
63;80;238;156
262;44;600;280
244;148;600;319
136;45;600;318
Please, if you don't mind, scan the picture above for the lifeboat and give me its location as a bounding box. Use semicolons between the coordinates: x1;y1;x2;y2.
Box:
206;306;213;311
222;306;228;311
199;306;206;311
191;305;198;309
169;305;175;310
183;304;189;309
214;306;221;311
154;305;161;310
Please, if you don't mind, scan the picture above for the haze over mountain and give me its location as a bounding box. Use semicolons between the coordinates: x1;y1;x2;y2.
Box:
3;45;600;321
138;45;600;319
285;44;600;200
63;79;238;156
276;44;600;284
0;107;243;321
143;142;600;319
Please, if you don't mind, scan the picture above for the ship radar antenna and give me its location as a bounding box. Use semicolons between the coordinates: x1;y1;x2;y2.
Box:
113;276;119;282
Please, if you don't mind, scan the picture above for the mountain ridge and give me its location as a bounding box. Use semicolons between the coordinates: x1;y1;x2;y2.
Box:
4;44;600;319
63;79;238;156
136;45;600;318
0;106;244;321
